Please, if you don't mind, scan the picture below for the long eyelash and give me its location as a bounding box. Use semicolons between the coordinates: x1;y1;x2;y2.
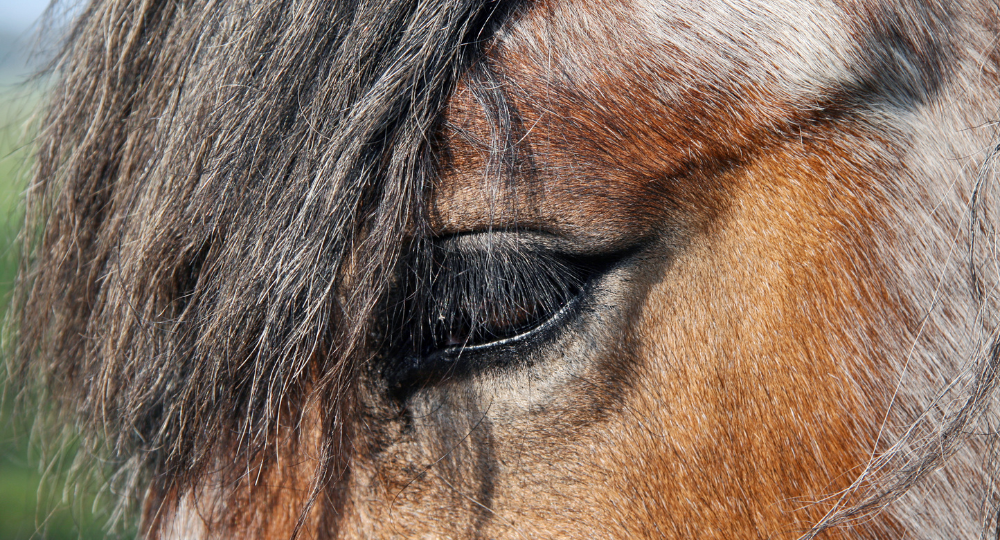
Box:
376;234;625;388
426;244;587;349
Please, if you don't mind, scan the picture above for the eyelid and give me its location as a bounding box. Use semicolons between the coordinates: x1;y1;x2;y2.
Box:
436;229;650;259
386;251;592;388
425;230;631;350
382;229;639;388
427;235;587;344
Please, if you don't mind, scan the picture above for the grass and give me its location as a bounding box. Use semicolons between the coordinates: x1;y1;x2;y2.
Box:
0;82;108;540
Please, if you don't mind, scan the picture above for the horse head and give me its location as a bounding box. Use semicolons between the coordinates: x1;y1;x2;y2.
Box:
12;0;1000;537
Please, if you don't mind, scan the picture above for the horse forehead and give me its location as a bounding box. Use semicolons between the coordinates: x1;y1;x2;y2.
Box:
430;0;858;241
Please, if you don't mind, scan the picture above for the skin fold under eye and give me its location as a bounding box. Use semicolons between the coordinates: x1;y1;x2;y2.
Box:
381;232;622;387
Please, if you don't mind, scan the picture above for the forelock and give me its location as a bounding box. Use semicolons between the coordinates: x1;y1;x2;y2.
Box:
13;0;503;517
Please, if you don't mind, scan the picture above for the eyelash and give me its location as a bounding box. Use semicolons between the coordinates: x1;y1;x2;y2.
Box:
371;233;628;388
424;245;590;352
380;235;611;386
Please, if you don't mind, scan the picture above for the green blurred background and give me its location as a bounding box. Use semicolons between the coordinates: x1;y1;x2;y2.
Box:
1;3;108;537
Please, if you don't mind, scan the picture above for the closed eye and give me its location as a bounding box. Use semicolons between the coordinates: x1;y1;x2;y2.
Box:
425;236;591;351
382;232;622;387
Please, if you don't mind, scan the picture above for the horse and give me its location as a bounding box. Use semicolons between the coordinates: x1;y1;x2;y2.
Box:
9;0;1000;537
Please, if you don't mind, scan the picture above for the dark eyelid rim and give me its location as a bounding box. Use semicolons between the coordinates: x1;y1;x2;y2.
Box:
427;229;642;352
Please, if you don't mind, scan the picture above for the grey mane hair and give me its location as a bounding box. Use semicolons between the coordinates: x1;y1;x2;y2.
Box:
9;0;499;528
7;0;1000;537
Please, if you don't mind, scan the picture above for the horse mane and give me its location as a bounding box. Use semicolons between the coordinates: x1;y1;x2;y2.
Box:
8;0;1000;537
10;0;511;529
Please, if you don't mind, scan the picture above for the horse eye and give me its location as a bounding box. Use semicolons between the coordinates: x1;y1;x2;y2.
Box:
382;233;613;386
426;255;587;351
425;241;590;351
